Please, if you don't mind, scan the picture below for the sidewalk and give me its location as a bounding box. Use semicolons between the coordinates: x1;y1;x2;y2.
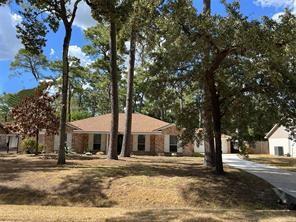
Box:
223;154;296;199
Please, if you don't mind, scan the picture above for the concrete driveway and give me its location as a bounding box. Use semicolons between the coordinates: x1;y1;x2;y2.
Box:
223;154;296;199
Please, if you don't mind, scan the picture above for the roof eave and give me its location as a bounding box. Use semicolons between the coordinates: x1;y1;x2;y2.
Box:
264;124;280;139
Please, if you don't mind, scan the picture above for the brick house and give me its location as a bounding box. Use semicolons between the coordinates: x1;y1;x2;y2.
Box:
40;113;231;156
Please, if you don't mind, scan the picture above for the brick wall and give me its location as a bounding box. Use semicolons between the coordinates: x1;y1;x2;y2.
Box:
72;133;88;153
39;134;54;153
160;125;194;156
161;125;180;135
183;143;194;156
154;135;164;155
150;135;156;154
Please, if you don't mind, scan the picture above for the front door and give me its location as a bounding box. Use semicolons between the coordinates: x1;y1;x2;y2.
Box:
117;135;123;154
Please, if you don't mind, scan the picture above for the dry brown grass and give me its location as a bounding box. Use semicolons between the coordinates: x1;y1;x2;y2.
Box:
0;205;296;222
0;154;293;221
248;154;296;172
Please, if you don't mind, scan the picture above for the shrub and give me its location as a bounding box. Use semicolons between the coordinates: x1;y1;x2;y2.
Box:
21;138;44;154
193;152;204;157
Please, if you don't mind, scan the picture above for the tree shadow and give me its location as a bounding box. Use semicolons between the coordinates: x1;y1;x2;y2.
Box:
0;185;48;205
54;170;116;207
105;209;226;222
0;155;285;210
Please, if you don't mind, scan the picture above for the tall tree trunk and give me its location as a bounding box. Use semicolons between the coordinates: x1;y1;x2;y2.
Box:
107;18;119;160
202;0;215;168
58;27;72;165
203;92;216;167
35;129;39;155
203;0;211;15
121;28;137;157
205;72;224;174
68;83;71;122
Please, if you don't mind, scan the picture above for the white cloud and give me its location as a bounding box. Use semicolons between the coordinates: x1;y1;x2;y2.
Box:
71;1;96;30
69;45;92;67
254;0;294;8
272;12;286;21
0;6;22;60
49;48;55;57
254;0;296;22
11;13;22;25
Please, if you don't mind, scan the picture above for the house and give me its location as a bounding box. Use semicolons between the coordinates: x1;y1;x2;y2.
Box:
265;124;296;157
40;113;232;156
0;123;20;152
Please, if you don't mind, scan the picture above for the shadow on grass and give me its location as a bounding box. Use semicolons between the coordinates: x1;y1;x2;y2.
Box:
0;185;48;205
56;163;282;210
0;155;284;210
106;209;222;222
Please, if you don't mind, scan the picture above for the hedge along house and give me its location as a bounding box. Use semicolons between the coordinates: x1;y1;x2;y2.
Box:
40;113;232;156
265;124;296;157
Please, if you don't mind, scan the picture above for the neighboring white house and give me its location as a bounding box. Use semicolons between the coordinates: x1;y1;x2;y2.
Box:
265;125;296;157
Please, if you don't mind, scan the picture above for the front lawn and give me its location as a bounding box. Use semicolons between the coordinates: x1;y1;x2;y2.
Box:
248;154;296;172
0;154;294;221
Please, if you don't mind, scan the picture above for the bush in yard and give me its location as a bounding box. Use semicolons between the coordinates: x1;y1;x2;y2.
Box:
21;138;44;154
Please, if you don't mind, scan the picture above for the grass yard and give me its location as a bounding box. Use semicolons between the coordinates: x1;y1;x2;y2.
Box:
0;154;295;221
248;154;296;172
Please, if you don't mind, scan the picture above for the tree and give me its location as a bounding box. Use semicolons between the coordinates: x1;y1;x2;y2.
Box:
202;0;216;168
120;28;136;157
136;0;293;175
121;0;175;157
83;24;127;116
7;89;59;155
10;48;48;81
0;0;8;5
16;0;82;164
86;0;133;160
49;57;91;122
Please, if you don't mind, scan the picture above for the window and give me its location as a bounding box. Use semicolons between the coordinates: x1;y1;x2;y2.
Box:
170;135;178;153
138;135;145;151
93;134;101;150
274;146;284;156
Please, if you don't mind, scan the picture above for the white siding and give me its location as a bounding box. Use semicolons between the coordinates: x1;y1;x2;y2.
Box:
291;141;296;157
269;126;290;138
221;138;230;153
133;135;138;151
177;141;183;153
54;135;59;151
145;135;150;152
67;133;72;150
88;134;94;151
101;134;107;151
194;140;205;153
268;138;290;156
164;135;170;152
8;136;18;148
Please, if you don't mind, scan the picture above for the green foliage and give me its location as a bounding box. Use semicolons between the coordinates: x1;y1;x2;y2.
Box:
10;49;48;80
137;0;296;144
82;23;127;115
71;110;92;121
193;152;204;158
21;138;44;154
16;4;48;55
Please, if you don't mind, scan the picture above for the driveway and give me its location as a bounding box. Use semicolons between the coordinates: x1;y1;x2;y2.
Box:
223;154;296;199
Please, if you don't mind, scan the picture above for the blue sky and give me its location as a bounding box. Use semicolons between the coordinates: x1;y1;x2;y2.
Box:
0;0;294;94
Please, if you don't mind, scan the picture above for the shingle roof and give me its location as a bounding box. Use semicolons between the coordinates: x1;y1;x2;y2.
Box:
70;113;171;133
